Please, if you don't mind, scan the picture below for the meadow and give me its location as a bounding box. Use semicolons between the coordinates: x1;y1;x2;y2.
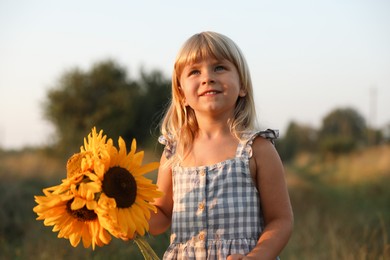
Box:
0;144;389;259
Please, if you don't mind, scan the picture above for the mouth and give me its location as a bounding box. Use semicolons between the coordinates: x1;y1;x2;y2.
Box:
199;90;221;96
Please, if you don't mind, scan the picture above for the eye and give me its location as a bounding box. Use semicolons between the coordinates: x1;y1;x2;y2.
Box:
188;70;200;76
215;65;226;72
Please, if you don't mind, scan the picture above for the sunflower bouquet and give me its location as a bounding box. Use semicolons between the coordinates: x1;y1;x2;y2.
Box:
33;127;163;259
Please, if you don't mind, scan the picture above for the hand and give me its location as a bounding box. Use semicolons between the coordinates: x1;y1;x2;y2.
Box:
227;254;258;260
227;254;246;260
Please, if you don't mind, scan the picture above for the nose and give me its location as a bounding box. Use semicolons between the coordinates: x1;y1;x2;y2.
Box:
201;70;215;85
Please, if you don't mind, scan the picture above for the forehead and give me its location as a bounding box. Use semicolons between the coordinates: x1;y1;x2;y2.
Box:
175;38;233;72
184;57;228;67
180;50;224;67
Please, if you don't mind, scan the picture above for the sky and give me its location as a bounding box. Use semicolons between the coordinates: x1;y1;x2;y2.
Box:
1;0;389;149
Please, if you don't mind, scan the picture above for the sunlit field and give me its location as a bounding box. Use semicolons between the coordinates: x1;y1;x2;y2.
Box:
0;145;389;259
283;145;390;259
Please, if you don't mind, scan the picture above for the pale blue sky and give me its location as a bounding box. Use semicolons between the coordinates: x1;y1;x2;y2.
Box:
1;0;389;149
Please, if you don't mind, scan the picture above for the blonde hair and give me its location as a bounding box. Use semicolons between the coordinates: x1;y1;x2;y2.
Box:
160;31;257;163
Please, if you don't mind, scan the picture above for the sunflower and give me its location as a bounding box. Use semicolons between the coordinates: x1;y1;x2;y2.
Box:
33;127;163;257
33;173;112;250
80;129;163;239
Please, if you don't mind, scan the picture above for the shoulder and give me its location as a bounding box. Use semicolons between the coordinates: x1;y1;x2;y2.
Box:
246;130;283;183
252;135;276;151
251;132;283;173
241;129;278;157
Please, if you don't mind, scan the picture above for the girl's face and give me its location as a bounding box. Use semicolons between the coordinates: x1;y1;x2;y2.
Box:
179;57;246;118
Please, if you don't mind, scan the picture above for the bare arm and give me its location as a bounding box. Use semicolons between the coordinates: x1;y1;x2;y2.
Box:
230;137;293;260
148;154;174;235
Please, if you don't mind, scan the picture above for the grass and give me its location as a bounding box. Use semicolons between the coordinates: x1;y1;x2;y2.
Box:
0;145;389;259
282;145;390;259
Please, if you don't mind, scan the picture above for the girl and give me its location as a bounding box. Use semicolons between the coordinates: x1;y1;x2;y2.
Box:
149;31;293;260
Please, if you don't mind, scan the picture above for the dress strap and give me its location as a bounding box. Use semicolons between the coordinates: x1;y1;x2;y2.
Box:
158;135;176;159
236;129;279;158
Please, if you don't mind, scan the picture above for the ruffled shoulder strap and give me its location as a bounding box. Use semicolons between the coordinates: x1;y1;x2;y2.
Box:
236;129;279;158
158;135;176;160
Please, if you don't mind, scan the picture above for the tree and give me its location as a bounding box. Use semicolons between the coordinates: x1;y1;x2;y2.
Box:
43;60;170;155
318;107;366;154
277;121;317;161
131;69;171;147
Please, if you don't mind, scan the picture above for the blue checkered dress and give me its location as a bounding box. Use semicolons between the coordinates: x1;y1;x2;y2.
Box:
159;130;278;260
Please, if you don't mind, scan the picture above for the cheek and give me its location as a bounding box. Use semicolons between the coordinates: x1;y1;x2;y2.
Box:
180;81;196;96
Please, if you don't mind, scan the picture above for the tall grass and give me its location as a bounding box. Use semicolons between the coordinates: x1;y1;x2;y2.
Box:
282;145;390;259
0;145;389;259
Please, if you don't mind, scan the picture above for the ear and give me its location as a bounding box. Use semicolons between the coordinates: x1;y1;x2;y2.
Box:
178;86;188;106
182;97;188;106
239;88;247;97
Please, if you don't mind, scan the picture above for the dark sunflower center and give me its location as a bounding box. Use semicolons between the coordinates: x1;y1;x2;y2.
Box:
66;199;97;222
102;166;137;208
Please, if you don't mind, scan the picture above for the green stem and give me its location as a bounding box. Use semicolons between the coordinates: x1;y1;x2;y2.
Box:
134;236;160;260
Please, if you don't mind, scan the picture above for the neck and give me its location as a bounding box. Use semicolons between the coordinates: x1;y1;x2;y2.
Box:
196;117;233;140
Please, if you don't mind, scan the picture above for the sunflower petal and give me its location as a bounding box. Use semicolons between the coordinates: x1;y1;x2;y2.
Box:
117;209;128;235
135;162;160;176
130;138;137;156
81;224;92;249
